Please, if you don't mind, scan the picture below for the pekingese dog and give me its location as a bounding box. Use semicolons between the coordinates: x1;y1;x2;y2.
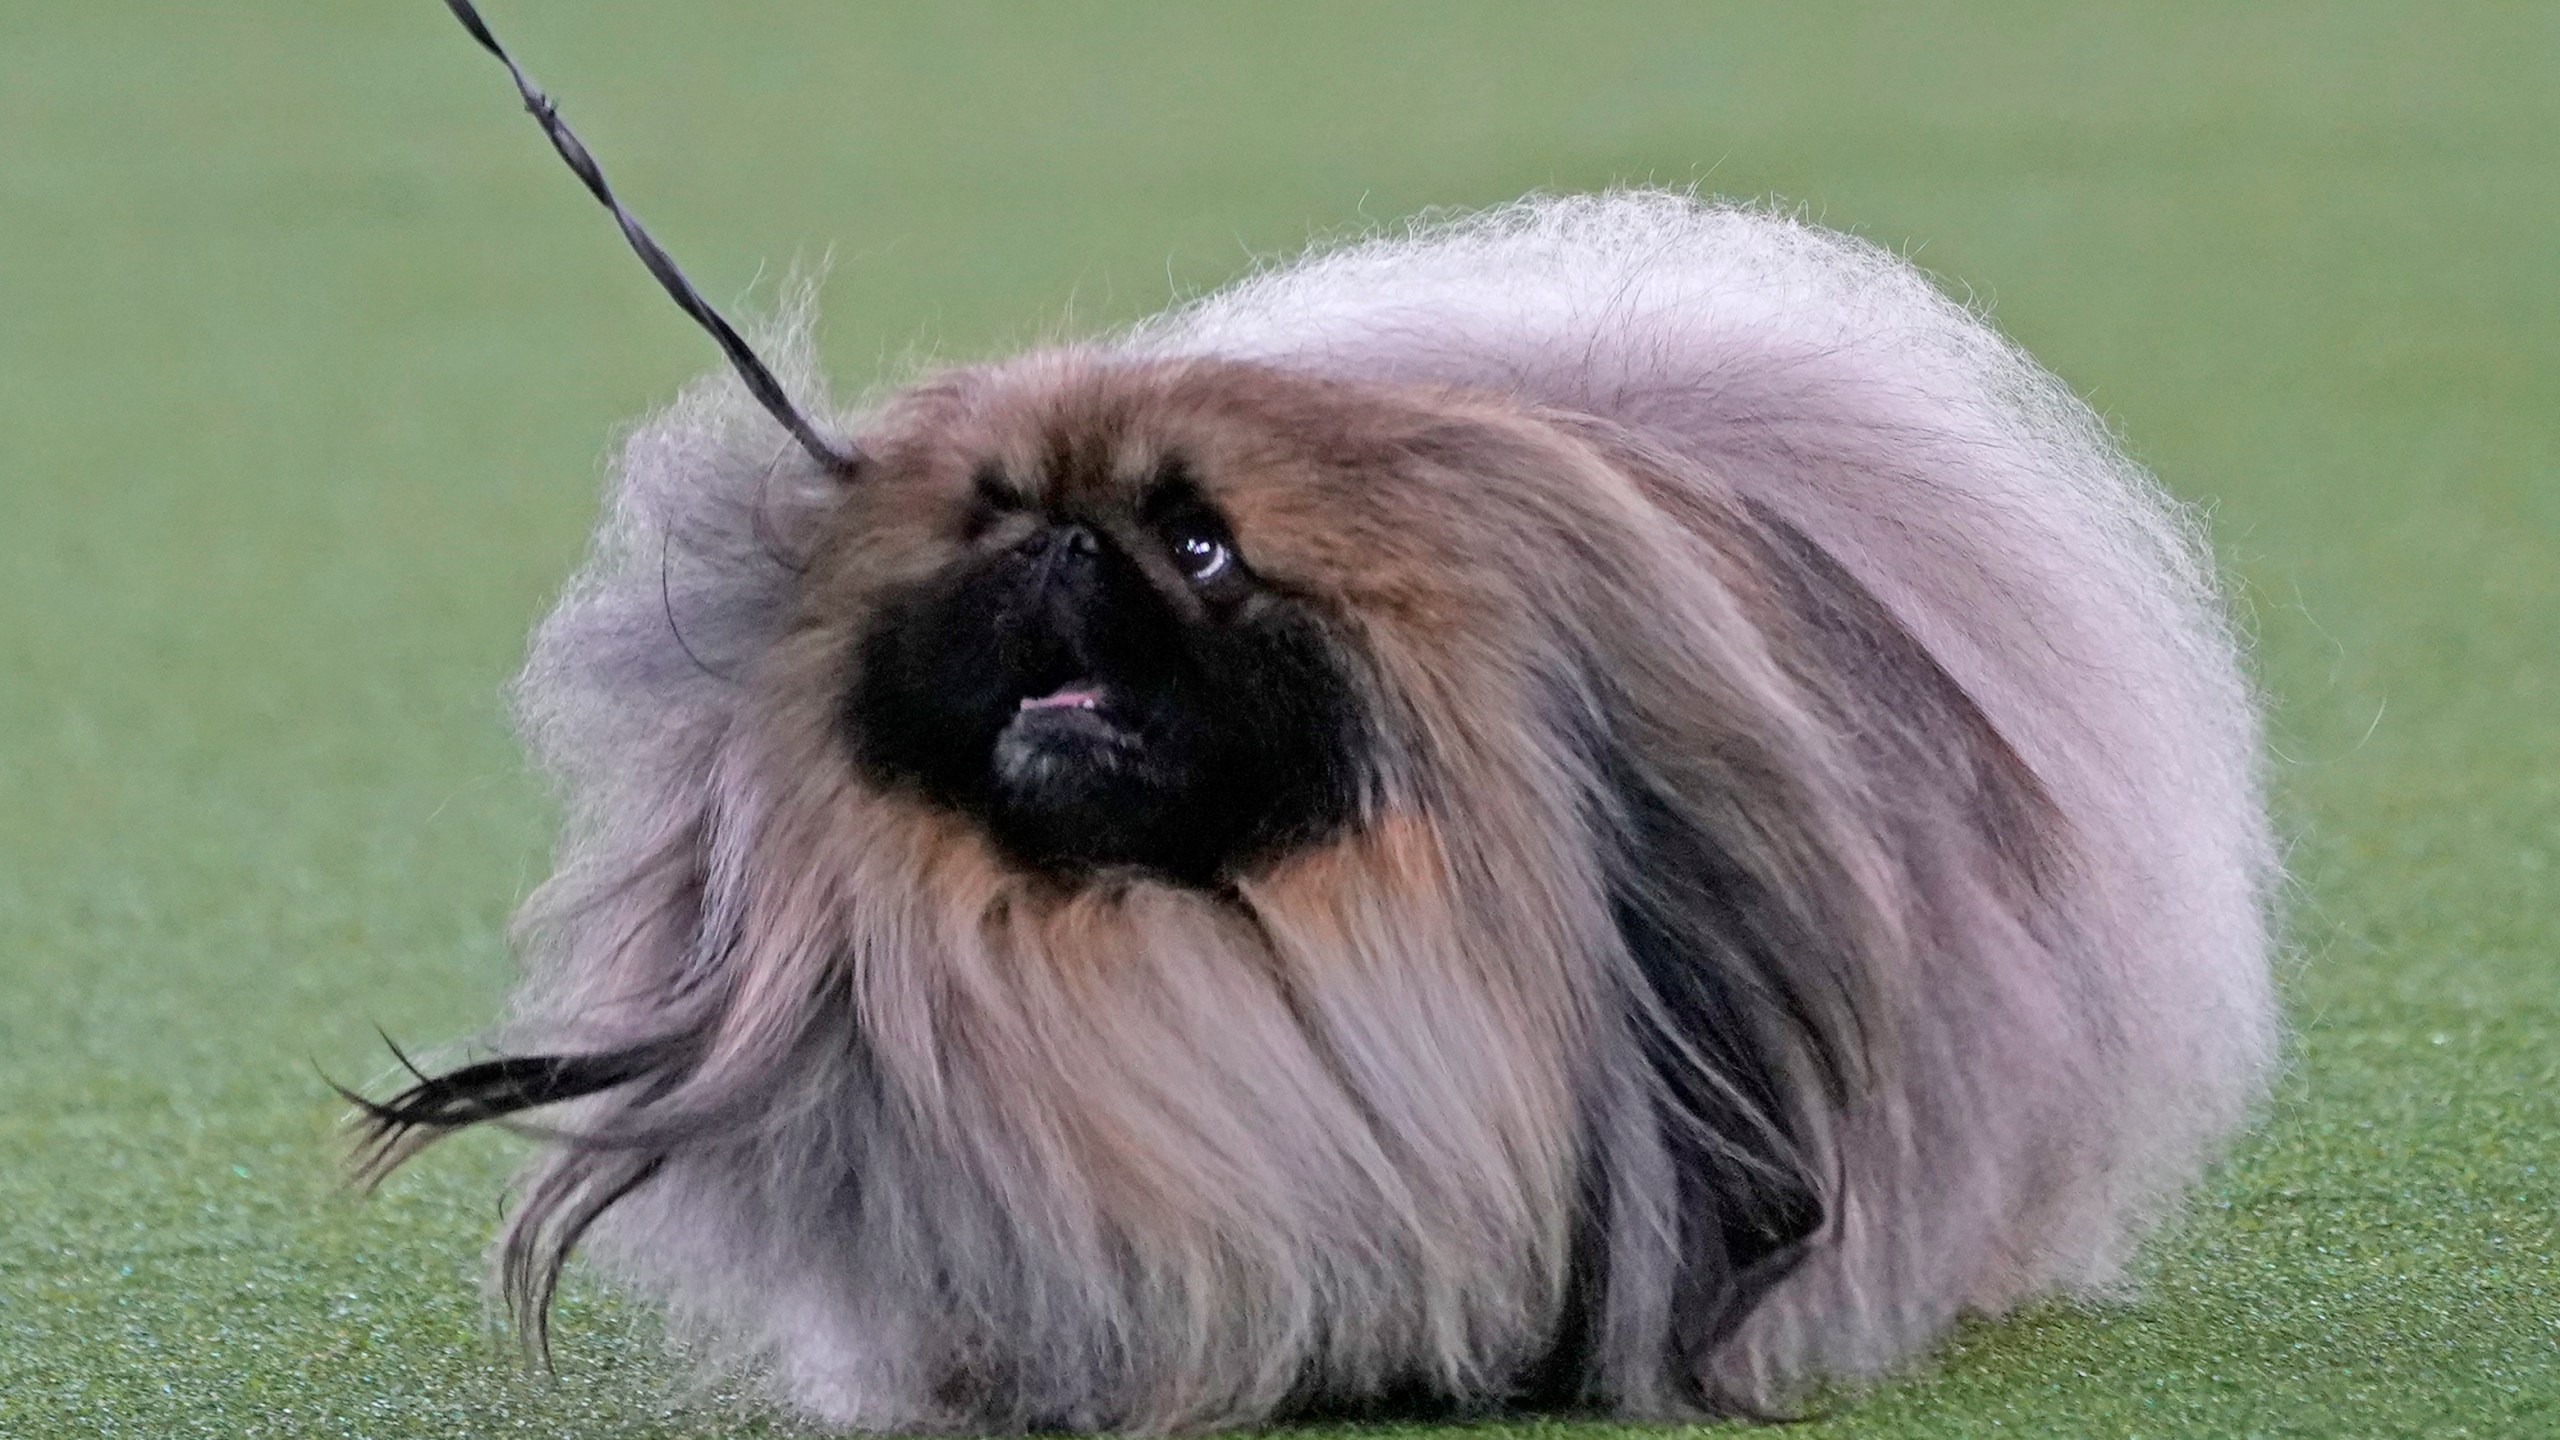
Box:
354;149;2277;1431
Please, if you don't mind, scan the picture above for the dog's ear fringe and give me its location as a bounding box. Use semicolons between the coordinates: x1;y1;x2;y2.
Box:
498;1148;669;1367
333;1034;692;1183
333;1031;705;1362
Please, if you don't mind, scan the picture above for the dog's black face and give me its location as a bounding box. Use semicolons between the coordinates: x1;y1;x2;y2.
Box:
844;462;1370;883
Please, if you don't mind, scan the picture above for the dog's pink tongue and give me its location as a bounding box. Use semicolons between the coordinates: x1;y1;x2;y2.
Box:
1019;683;1104;713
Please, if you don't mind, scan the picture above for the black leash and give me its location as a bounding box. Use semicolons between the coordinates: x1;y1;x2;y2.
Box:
440;0;864;475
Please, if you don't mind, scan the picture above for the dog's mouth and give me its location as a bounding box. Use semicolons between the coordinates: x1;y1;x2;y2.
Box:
997;679;1145;769
1017;681;1108;716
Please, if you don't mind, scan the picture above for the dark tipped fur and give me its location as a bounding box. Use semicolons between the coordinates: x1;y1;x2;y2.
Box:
1537;500;2072;1412
1744;504;2067;900
1602;770;1837;1376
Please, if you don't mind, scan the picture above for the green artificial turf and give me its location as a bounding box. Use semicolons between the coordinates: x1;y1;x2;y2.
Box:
4;2;2553;1435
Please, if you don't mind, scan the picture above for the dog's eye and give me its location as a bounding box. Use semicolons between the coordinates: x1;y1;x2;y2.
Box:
1172;529;1230;583
1162;512;1234;586
965;466;1018;541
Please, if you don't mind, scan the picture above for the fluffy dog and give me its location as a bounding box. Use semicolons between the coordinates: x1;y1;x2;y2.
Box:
355;191;2276;1431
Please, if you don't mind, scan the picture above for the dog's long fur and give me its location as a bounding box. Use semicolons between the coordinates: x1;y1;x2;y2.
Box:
356;193;2276;1431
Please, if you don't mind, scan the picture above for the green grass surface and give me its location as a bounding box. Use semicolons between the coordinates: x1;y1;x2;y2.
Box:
4;3;2553;1435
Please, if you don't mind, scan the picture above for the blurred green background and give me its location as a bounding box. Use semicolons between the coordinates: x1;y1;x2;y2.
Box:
3;3;2552;1436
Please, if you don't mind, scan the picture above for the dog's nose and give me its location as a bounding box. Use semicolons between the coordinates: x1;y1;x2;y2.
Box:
1019;524;1105;623
1017;522;1100;561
